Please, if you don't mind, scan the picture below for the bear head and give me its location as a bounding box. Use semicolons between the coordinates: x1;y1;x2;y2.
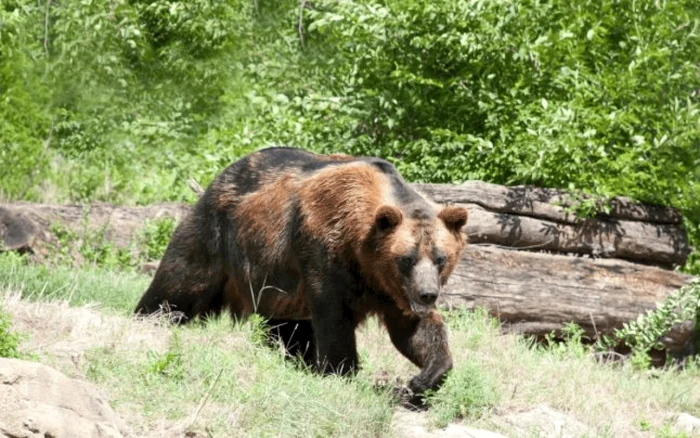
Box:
362;203;468;316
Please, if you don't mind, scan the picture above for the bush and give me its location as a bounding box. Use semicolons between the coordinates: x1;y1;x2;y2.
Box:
599;280;700;367
426;358;499;427
0;306;23;359
1;0;698;272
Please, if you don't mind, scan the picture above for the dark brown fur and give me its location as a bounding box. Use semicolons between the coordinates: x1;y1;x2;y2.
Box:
135;147;468;403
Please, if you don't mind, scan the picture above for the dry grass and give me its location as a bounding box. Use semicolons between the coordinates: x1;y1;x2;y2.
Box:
3;292;169;365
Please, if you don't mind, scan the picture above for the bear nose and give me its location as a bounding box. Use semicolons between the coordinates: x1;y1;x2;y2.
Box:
419;291;438;305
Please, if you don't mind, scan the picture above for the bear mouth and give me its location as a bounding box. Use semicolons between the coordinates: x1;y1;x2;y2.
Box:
409;301;436;316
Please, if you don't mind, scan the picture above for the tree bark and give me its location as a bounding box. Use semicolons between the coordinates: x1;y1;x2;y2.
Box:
440;245;694;349
415;181;683;224
415;182;690;267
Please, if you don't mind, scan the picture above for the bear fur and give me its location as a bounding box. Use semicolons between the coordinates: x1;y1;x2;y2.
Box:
135;147;468;399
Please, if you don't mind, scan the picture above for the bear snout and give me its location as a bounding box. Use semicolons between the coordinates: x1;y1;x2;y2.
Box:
418;289;439;306
409;258;441;313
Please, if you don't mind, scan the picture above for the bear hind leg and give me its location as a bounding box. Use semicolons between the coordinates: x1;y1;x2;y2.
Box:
135;262;227;323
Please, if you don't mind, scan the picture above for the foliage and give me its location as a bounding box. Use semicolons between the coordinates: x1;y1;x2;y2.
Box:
0;0;698;272
599;280;700;367
426;358;499;427
304;0;698;189
0;305;23;359
140;217;177;261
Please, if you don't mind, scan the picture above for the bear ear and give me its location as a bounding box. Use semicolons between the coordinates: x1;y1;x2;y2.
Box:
374;205;403;232
439;206;468;232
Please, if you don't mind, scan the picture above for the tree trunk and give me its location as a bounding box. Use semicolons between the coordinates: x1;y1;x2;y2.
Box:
415;182;690;267
440;245;693;349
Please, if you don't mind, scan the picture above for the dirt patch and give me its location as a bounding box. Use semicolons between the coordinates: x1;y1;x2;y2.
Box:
3;293;170;374
391;408;506;438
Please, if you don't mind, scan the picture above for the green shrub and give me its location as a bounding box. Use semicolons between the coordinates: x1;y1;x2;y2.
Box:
598;280;700;368
426;358;499;427
0;306;23;359
1;0;697;272
140;217;177;261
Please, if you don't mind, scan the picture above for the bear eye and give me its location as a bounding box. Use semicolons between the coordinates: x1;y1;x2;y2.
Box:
435;255;447;268
398;254;417;270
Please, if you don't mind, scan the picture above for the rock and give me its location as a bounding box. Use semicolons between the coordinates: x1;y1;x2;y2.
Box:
391;408;506;438
0;207;37;252
674;413;700;435
492;405;590;438
0;358;128;438
142;261;160;274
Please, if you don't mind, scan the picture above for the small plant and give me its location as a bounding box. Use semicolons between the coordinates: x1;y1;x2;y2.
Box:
654;423;690;438
559;189;613;219
48;222;80;264
0;306;23;359
140;217;177;261
145;329;185;381
245;313;271;347
48;221;136;270
629;348;653;371
544;321;590;359
426;359;499;427
598;280;700;368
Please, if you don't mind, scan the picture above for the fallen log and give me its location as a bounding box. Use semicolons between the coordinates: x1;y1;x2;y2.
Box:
465;205;689;267
416;182;690;268
441;245;694;349
415;181;683;224
4;181;689;268
0;202;190;250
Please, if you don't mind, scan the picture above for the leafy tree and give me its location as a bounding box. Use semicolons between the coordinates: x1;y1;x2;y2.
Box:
0;0;698;272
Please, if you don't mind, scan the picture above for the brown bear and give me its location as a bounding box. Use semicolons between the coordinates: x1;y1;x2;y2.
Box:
135;147;468;402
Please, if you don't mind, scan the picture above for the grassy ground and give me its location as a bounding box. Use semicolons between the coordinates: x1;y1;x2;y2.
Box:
1;253;699;437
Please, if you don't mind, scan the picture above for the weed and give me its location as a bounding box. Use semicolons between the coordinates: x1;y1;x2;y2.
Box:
0;305;22;359
598;280;700;368
139;217;177;261
42;216;178;271
48;221;137;270
145;329;185;381
544;322;590;359
426;358;499;427
655;423;690;438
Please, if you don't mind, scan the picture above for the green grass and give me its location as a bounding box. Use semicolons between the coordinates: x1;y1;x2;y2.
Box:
0;253;397;436
0;252;149;313
1;252;699;437
425;358;500;428
84;317;394;437
0;304;23;359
